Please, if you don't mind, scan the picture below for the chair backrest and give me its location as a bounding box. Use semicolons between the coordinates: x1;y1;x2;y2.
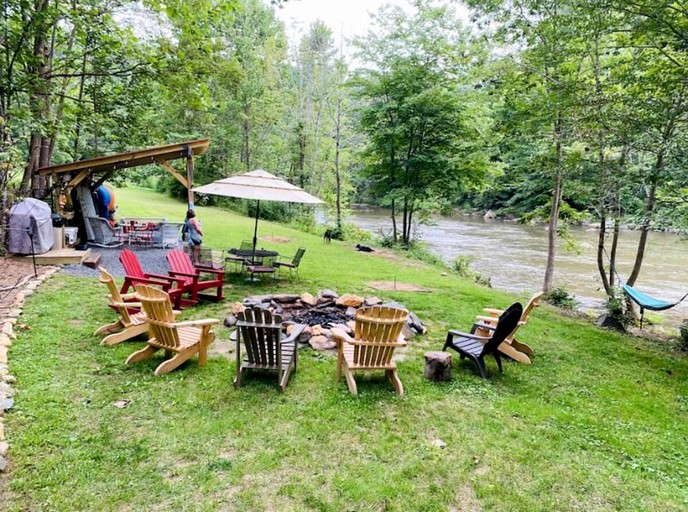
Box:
236;306;283;367
119;248;145;278
521;292;544;323
352;306;408;366
87;216;118;245
99;266;133;325
134;285;179;349
166;249;196;286
292;248;306;266
239;240;252;251
483;302;523;355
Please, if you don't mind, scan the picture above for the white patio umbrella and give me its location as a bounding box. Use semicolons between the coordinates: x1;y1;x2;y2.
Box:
193;169;324;260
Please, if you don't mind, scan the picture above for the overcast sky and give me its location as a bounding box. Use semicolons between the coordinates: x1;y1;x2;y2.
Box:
274;0;469;54
275;0;407;44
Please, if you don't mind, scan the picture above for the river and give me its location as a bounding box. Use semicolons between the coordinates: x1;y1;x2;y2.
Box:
348;208;688;329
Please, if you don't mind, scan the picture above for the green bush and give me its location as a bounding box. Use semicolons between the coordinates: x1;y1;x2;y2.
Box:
680;320;688;350
544;286;577;310
451;255;491;287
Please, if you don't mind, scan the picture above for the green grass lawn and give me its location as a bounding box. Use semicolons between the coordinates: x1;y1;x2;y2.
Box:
2;187;688;511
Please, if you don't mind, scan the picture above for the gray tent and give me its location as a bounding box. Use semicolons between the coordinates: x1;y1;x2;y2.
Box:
8;198;53;255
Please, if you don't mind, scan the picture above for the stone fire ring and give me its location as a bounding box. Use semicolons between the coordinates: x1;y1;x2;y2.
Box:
224;290;427;353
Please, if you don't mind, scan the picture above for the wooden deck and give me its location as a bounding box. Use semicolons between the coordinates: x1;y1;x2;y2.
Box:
24;247;91;265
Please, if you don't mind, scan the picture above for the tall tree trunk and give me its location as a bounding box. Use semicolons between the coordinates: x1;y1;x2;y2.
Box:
390;198;397;244
333;96;342;231
627;177;657;287
242;102;251;172
72;52;88;157
543;114;564;292
596;145;611;295
627;80;685;285
608;145;628;288
21;0;53;198
401;196;408;246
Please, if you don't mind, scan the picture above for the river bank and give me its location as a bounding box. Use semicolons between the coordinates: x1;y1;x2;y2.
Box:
348;208;688;331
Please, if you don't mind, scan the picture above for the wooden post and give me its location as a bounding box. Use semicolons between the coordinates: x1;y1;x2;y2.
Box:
186;154;194;209
424;351;452;381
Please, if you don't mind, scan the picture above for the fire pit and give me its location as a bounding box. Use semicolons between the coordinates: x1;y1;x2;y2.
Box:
224;290;427;353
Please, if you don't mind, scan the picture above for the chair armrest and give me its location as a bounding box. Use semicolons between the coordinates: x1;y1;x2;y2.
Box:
195;266;224;277
475;315;498;324
127;276;178;289
145;273;186;287
282;324;305;344
121;292;138;301
447;329;490;341
174;319;220;328
112;301;142;308
169;270;198;279
482;308;503;316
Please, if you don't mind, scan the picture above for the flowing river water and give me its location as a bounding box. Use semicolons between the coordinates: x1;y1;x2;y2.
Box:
348;208;688;330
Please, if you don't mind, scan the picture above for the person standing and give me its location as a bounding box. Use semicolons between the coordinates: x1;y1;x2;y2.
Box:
184;209;203;265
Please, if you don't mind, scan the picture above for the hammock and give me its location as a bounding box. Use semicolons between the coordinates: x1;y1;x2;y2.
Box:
622;284;688;328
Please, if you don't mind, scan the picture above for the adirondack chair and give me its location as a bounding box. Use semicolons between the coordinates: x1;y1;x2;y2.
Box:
125;285;218;376
95;267;180;345
444;302;523;379
234;306;305;392
331;306;409;396
225;240;252;272
273;247;306;279
472;292;544;364
166;249;224;306
118;248;184;308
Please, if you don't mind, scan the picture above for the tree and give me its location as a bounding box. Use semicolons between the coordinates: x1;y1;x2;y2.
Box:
354;0;493;245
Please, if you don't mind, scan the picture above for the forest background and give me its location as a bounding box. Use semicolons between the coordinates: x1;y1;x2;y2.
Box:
1;0;688;301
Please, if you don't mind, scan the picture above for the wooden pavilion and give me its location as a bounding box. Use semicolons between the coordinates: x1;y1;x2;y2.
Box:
33;139;209;264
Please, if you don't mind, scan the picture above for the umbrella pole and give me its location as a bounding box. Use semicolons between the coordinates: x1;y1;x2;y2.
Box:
252;200;260;265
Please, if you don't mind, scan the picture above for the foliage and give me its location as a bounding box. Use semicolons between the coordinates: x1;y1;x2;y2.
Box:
543;286;578;310
451;255;491;287
352;0;496;245
680;320;688;350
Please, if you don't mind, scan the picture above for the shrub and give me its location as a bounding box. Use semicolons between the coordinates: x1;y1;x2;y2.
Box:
544;287;577;310
680;320;688;350
451;255;491;288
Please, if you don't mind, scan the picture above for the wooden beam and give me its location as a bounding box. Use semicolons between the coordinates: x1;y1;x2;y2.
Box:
156;158;188;188
186;155;194;208
68;169;90;188
38;139;210;176
93;170;115;189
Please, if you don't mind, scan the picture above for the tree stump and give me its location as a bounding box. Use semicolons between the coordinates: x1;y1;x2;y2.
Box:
424;351;452;381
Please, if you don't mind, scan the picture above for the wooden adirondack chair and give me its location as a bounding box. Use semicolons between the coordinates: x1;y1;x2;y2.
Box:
273;247;305;279
118;248;184;308
444;302;523;379
331;306;409;396
234;306;305;392
125;285;218;376
472;292;544;364
166;249;224;306
95;267;180;345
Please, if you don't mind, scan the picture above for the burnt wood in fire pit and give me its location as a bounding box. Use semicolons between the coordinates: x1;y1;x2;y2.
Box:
291;306;350;327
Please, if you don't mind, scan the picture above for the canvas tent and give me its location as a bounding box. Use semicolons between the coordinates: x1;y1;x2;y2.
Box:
8;198;53;255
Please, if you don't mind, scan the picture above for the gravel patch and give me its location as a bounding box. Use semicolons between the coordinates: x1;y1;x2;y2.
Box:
61;248;173;278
